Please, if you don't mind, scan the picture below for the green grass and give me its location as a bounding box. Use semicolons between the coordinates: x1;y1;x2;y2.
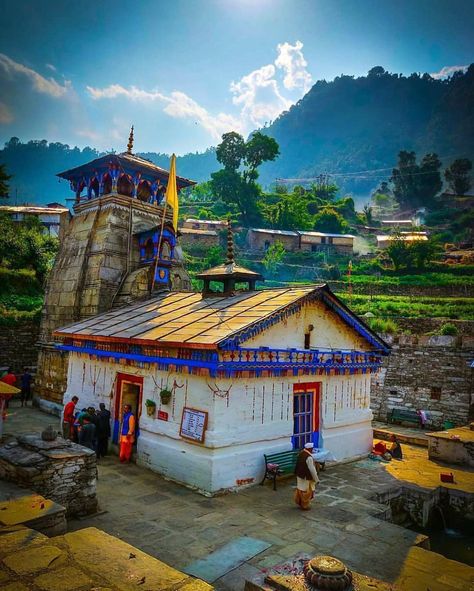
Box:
337;294;474;320
348;273;474;287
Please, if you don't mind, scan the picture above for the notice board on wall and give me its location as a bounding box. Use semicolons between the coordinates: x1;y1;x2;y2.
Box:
180;407;208;443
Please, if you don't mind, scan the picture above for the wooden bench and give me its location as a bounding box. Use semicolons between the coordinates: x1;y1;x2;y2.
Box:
260;450;326;491
388;408;421;427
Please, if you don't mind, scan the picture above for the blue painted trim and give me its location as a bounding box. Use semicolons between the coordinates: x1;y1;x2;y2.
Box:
55;343;383;377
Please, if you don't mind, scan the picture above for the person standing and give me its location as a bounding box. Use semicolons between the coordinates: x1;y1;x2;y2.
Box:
20;367;32;407
96;402;111;458
119;404;135;463
294;442;320;511
0;368;16;387
78;415;96;451
62;396;79;440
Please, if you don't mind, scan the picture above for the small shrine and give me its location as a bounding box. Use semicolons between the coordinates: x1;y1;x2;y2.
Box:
53;224;390;495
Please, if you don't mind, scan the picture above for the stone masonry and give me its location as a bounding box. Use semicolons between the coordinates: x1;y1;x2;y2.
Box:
371;334;474;428
0;321;40;371
35;193;190;408
0;433;97;516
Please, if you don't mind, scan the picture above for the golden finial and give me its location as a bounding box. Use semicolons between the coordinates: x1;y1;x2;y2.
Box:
126;125;134;154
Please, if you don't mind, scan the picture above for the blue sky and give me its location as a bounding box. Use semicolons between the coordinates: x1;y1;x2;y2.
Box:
0;0;472;154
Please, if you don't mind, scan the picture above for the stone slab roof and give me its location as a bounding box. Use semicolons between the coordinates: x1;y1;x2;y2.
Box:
54;285;390;352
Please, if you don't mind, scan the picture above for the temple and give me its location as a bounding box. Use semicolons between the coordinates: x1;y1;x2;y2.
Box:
35;129;196;411
52;222;390;495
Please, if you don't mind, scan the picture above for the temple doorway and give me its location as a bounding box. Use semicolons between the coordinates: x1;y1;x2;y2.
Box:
113;373;143;445
292;382;321;449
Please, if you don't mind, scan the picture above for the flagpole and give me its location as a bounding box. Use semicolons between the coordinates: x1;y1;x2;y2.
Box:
150;198;168;294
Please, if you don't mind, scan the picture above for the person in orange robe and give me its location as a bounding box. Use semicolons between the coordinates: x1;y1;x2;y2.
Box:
119;404;135;463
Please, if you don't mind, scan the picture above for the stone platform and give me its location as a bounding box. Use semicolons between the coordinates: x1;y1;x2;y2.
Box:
427;425;474;467
373;421;429;447
0;525;212;591
0;432;97;516
0;481;66;537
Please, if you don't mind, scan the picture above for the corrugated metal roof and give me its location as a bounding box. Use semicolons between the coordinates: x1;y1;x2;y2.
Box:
54;287;320;347
300;231;355;239
179;228;218;236
250;228;298;237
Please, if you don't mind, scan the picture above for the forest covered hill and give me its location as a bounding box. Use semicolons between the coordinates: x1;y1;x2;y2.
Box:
1;65;473;205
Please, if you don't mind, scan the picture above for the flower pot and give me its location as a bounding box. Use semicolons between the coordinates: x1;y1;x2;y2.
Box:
160;390;172;405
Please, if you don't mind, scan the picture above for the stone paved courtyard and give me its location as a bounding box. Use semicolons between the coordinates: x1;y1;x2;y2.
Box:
2;402;473;590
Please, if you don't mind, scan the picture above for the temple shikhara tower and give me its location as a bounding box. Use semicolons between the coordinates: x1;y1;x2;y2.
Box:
35;129;195;410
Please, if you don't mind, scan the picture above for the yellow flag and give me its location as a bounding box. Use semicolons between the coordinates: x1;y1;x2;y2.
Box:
166;154;178;231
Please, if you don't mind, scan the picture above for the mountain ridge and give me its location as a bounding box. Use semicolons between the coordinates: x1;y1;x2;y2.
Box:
1;65;473;204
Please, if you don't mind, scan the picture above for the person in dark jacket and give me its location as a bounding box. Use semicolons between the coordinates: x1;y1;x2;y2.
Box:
96;402;111;458
78;415;96;451
389;434;403;460
20;367;32;407
294;442;320;510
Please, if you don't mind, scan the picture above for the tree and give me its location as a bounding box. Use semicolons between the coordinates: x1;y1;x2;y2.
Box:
444;158;472;195
391;151;442;209
409;238;440;271
385;232;410;272
0;213;59;282
262;241;286;275
363;204;373;225
313;207;349;233
264;192;313;231
0;164;11;197
210;132;279;226
418;153;442;206
215;132;246;171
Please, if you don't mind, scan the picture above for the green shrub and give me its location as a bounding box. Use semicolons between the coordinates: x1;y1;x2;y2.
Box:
367;317;398;334
439;323;458;336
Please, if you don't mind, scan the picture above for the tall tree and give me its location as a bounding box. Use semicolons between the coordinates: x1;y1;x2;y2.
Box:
210;132;279;225
0;164;11;197
444;158;472;195
391;151;442;209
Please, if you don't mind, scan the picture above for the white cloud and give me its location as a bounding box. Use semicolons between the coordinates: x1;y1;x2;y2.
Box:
0;101;13;124
85;40;312;140
430;64;468;79
86;84;242;140
230;64;291;128
275;40;312;92
0;53;71;98
45;63;57;72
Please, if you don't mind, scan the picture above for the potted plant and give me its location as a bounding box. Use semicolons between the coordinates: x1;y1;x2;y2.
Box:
159;388;172;405
145;399;157;417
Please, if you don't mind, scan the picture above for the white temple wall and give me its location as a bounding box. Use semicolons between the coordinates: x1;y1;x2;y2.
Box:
64;352;374;494
244;301;371;351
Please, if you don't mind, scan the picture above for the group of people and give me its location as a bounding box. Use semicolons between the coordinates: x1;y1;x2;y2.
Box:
0;367;32;406
62;396;136;463
62;396;112;458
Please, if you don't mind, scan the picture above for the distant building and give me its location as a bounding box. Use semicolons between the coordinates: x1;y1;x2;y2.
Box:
247;228;299;252
247;228;355;255
0;203;70;236
376;231;428;250
380;220;414;229
182;218;228;231
299;232;355;255
179;227;219;248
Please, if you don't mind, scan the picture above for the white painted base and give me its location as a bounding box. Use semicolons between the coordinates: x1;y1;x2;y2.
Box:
321;417;373;461
137;431;293;495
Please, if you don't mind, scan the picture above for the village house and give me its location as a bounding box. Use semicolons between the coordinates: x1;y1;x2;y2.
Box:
182;218;228;231
247;228;355;255
53;228;389;495
0;203;70;236
178;227;220;249
376;231;428;250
